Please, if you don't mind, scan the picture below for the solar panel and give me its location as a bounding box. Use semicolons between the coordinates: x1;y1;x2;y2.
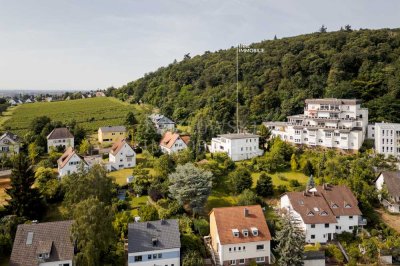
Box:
26;232;34;245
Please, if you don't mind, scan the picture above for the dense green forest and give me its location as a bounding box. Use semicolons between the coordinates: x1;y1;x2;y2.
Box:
110;28;400;135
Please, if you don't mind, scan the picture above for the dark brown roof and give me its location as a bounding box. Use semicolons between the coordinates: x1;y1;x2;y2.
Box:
10;220;74;266
318;184;362;216
110;138;134;156
210;205;271;245
380;171;400;198
159;131;190;149
47;128;74;140
285;191;337;224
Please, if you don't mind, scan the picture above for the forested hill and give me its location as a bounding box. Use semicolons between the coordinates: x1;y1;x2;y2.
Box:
111;28;400;131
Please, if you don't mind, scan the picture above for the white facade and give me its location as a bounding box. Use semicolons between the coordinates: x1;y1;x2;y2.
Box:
218;240;271;264
373;123;400;159
109;142;136;170
375;172;400;213
58;153;88;177
47;137;74;152
128;248;180;266
210;134;263;161
265;99;368;151
280;194;361;244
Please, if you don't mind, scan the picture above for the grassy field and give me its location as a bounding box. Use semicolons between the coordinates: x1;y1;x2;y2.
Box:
0;177;10;206
252;171;308;188
1;97;148;135
130;195;148;216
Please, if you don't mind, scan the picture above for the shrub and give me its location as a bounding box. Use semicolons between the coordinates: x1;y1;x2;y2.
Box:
193;219;210;237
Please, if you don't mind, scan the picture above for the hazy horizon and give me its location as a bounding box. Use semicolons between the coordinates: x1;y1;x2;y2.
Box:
1;0;399;91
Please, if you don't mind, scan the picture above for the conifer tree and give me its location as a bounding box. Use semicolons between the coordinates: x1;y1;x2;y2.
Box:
5;154;43;219
306;174;315;190
290;153;298;171
274;215;305;266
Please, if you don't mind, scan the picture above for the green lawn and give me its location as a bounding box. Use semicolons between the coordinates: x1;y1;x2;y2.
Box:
252;170;308;189
1;97;147;135
109;168;134;186
129;195;148;216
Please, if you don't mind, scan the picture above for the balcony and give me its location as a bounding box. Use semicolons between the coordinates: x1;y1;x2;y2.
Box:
358;216;367;226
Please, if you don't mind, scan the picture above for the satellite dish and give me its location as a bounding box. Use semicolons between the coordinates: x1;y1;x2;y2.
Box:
309;187;317;192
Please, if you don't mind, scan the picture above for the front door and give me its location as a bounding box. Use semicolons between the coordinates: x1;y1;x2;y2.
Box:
328;233;332;241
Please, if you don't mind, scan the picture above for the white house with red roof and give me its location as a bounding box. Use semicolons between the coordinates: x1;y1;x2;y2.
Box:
280;184;365;244
159;131;190;154
209;205;272;265
109;139;136;170
57;147;88;177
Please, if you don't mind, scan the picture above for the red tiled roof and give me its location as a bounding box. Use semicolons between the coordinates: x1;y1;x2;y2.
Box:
57;147;85;169
210;205;271;245
285;191;337;224
110;139;133;156
159;132;190;149
317;184;362;216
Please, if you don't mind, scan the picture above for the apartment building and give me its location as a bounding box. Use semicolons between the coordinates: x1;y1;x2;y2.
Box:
264;98;368;151
370;122;400;159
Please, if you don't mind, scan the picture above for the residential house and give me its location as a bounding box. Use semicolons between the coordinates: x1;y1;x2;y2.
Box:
264;98;368;151
209;205;272;265
370;122;400;159
210;133;263;161
109;139;136;170
159;131;190;154
375;171;400;213
10;220;74;266
25;98;33;103
149;114;175;134
96;91;106;97
98;126;127;144
47;127;74;152
280;184;365;244
128;219;181;266
57;147;88;177
0;131;20;156
9;99;17;105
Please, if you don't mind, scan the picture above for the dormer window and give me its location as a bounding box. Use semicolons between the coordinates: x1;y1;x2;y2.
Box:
307;211;314;216
232;229;239;237
331;203;338;208
298;200;304;206
320;211;328;216
242;229;249;237
344;203;352;208
251;227;258;236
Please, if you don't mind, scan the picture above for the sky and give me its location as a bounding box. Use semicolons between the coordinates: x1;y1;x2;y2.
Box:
0;0;399;91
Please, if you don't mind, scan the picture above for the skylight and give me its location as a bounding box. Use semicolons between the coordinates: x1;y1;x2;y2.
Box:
26;232;33;245
232;229;239;237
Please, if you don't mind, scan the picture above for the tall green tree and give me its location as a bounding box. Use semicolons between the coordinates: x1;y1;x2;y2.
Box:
5;154;44;219
71;197;116;266
62;164;114;211
274;215;305;266
256;172;274;197
228;167;252;194
169;163;213;215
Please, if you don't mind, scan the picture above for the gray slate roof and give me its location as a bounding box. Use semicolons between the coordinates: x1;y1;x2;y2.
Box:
47;128;74;140
0;131;20;143
381;171;400;198
128;219;181;253
10;220;74;266
99;125;126;132
218;133;260;139
149;114;175;125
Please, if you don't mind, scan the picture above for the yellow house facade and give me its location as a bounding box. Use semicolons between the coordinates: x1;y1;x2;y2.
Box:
98;126;127;144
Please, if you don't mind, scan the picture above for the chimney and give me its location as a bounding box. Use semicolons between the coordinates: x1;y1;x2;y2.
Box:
161;219;166;225
151;237;158;247
244;208;249;217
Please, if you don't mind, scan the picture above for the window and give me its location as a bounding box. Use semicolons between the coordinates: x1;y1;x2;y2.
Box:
311;235;315;239
251;227;258;236
256;244;264;250
242;229;248;237
349;216;353;219
349;226;354;230
229;247;232;252
232;229;239;237
325;223;329;228
153;254;157;259
158;253;162;258
311;224;315;228
148;254;152;259
239;259;245;264
134;256;142;262
238;247;241;251
230;260;236;265
243;246;246;251
256;257;265;262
